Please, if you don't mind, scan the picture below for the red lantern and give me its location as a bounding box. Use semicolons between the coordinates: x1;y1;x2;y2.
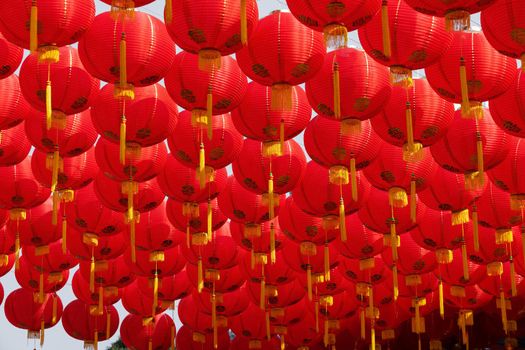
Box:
443;284;492;310
157;155;228;203
186;263;245;294
358;0;453;80
0;122;31;166
95;138;168;183
71;271;121;308
466;225;520;265
0;253;15;277
193;288;249;318
121;281;170;317
67;229;127;262
425;31;515;117
0;0;95;50
395;272;438;299
176;324;230;350
0;33;23;79
474;182;522;230
305;48;391;129
232;139;306;196
78;255;135;289
489;69;525;138
438;249;485;287
231;82;312;144
19;46;99;117
335;214;384;260
410;208;465;253
166;198;226;236
236;11;326;111
91;83;178;150
15;255;69;294
23;240;78;273
0;74;33;129
430;109;510;189
370;78;455;158
230;303;271;344
4;288;62;344
287;0;381;48
295;266;351;297
62;299;119;348
285;317;323;350
178;297;218;334
481;0;525;67
230;220;285;255
246;279;305;310
136;270;193;302
124;246;185;279
78;11;175;87
165;0;258;69
230;333;281;350
382;233;438;275
479;262;525;300
239;250;296;287
121;313;176;350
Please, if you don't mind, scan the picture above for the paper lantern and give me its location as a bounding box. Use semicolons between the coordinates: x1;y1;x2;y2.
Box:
23;240;78;273
193;288;249;318
136;271;193;302
121;314;176;350
121;281;170;317
335;214;384;260
176;324;230;350
71;271;121;308
0;122;32;166
0;33;23;80
489;68;525;138
0;74;33;130
67;228;127;262
78;255;135;289
186;263;245;294
15;255;68;294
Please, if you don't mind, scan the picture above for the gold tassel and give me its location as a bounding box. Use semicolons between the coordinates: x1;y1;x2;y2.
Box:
186;225;190;248
315;301;320;333
152;273;159;317
52;189;59;225
339;198;347;241
260;278;265;309
30;1;38;52
324;244;330;281
198;49;222;72
461;240;470;281
271;83;293;111
46;80;52;130
120;116;126;165
279;119;285;154
403;102;424;162
212;292;218;349
390;221;398;261
15;233;20;270
240;0;247;45
266;311;271;341
371;327;376;350
410;179;417;223
90;256;95;293
165;0;173;24
61;215;67;254
388;187;408;208
39;271;44;303
381;0;391;58
324;319;329;347
197;257;204;293
40;320;45;347
170;325;175;350
350;158;357;201
98;286;104;315
333;62;341;119
120;33;128;90
52;296;58;324
476;134;484;181
307;265;313;301
199;143;206;189
501;291;508;334
131;218;136;263
323;23;348;49
472;208;479;251
207;200;212;242
106;313;111;339
268;173;275;220
510;259;517;297
521;54;525;72
451;209;470;226
280;334;285;350
415;299;421;334
459;57;470;117
360;309;366;340
206;87;213;140
148;339;153;350
393;264;399;300
439;280;444;320
270;223;276;264
94;331;98;350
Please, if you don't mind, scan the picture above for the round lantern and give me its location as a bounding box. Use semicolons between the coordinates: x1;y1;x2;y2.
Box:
231;82;312;144
23;240;78;273
338;255;390;287
430;109;510;190
382;233;438;276
157;155;228;203
178;297;218;335
230;220;285;256
0;253;15;277
0;32;23;80
0;122;32;166
19;46;99;119
230;304;272;346
425;30;515;118
78;11;175;88
287;0;381;48
124;246;185;280
99;0;155;12
335;213;384;260
121;281;170;318
246;279;306;310
186;263;246;294
193;288;249;318
71;271;121;308
232;138;306;196
489;69;525;138
466;225;521;266
137;270;193;302
176;324;230;350
474;182;522;230
305;48;391;131
236;11;326;111
239;250;296;287
0;74;33;129
15;255;69;294
67;228;127;262
4;288;62;345
481;0;525;67
62;299;119;349
358;0;453;83
165;0;259;70
78;255;135;289
370;78;455;159
121;313;176;350
295;265;351;297
438;249;485;287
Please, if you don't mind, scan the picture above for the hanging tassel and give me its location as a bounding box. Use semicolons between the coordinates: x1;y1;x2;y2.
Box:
260;278;265;309
130;218;136;263
45;79;52;130
349;158;358;202
170;325;175;350
148;339;153;350
120;116;126;165
451;209;470;226
439;280;444;320
198;49;222;72
388;187;408;208
207;200;212;242
315;301;320;333
197;257;204;293
307;265;313;301
266;311;271;341
392;264;399;300
106;313;111;340
152;273;159;317
461;239;470;281
90;256;95;293
324;319;329;347
280;334;285;350
333;62;341;119
268;173;275;220
52;296;58;324
476;133;484;182
324;244;330;281
459;57;470;117
403;103;423;162
206;87;213;140
270;223;276;264
251;248;255;270
323;24;348;49
410;179;417;223
414;299;421;334
360;308;366;340
30;1;38;52
15;233;20;270
339;198;347;241
61;215;67;253
38;272;44;303
51;191;59;228
51;148;60;194
472;207;479;252
510;259;517;297
271;83;293;111
279;119;285;154
120;33;128;90
199;143;206;189
371;327;376;350
98;286;104;315
501;291;508;334
390;221;398;261
240;0;247;45
40;320;45;347
94;331;98;350
212;292;218;349
186;225;190;249
165;0;173;24
381;0;391;58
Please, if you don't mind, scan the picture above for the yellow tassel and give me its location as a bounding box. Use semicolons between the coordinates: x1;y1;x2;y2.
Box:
212;292;217;349
510;259;517;297
451;209;470;226
30;1;38;52
360;309;366;340
15;234;20;270
106;313;111;339
52;189;59;225
324;319;329;347
52;296;58;324
97;286;104;315
392;264;399;300
307;265;313;301
39;271;44;303
131;219;136;263
207;200;212;242
371;327;376;350
439;280;444;320
186;225;190;248
40;320;45;347
410;179;417;223
120;116;126;165
333;62;341;119
279;119;285;154
369;284;375;315
415;300;421;334
323;23;348;49
349;158;358;201
46;80;52;130
268;173;275;220
198;49;222;72
199;143;206;189
90;256;95;293
165;0;173;24
388;187;408;208
61;216;67;254
94;331;98;350
280;334;285;350
501;291;508;334
315;301;320;333
460;57;470;117
403;102;424;162
324;244;330;281
197;258;204;293
270;223;276;264
170;325;175;350
206;87;213;140
148;339;153;350
472;208;479;251
339;198;347;241
152;273;159;317
262;141;283;157
381;0;391;58
120;33;127;89
260;278;265;309
240;0;247;45
266;311;271;341
271;83;293;111
461;240;469;281
390;222;398;261
476;134;484;181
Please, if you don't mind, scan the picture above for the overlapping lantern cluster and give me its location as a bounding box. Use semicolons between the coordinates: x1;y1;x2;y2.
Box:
0;0;525;349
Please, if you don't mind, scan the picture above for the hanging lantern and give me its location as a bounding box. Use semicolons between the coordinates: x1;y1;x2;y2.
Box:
176;324;230;350
0;123;32;166
120;313;176;350
358;0;453;84
236;10;326;111
475;182;522;231
335;213;384;260
287;0;381;48
186;263;246;295
230;303;275;346
239;250;296;287
67;229;127;263
305;48;391;132
121;281;171;318
439;249;485;289
78;255;135;290
136;269;193;303
230;220;285;259
0;32;23;80
425;30;515;118
15;255;69;295
99;0;156;16
71;271;121;309
285;316;323;350
246;279;306;311
0;74;33;130
396;272;439;299
23;240;78;274
382;233;438;276
489;69;525;138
